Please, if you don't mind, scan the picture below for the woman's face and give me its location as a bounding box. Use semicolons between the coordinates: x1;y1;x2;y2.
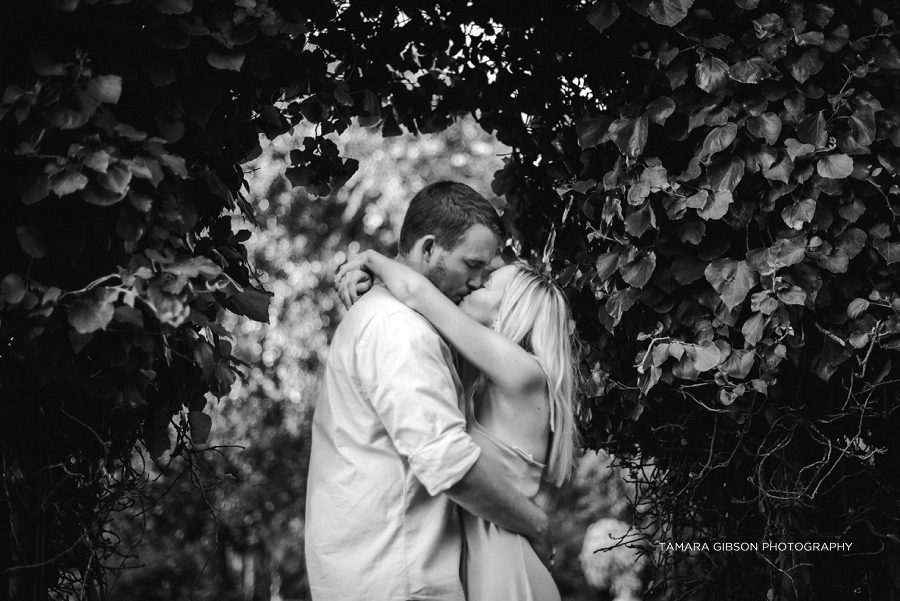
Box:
459;264;517;326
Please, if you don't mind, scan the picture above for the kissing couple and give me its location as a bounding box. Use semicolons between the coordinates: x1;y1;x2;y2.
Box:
305;181;578;600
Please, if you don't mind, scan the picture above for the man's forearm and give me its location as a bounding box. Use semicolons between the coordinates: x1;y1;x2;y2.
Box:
445;454;550;546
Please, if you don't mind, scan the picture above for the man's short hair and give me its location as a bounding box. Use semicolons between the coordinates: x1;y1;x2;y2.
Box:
398;181;505;255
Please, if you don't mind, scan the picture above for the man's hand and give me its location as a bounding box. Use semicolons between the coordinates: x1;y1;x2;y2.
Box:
530;523;556;567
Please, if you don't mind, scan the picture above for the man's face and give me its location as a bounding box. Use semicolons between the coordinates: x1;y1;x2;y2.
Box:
423;224;500;304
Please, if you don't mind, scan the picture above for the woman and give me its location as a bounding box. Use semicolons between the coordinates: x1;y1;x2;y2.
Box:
335;250;578;601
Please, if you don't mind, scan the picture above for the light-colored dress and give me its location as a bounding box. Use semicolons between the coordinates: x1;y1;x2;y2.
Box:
462;418;561;601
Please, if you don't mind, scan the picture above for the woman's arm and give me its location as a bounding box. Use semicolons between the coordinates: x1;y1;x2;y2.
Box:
336;251;545;396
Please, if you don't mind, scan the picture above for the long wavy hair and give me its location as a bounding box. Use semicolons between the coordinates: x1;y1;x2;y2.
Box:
467;262;579;487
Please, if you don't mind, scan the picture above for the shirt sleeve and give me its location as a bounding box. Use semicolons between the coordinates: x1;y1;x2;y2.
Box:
357;309;481;496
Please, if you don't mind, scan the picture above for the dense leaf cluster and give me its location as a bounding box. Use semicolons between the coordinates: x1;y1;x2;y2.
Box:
4;0;900;598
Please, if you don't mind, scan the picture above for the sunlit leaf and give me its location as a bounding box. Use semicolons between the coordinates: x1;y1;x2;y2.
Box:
729;56;775;83
698;190;732;220
644;96;675;125
624;201;656;236
68;288;116;334
705;258;757;309
741;311;767;346
817;154;853;179
836;227;866;258
86;75;122;104
776;286;806;305
721;348;755;378
695;56;729;94
49;167;88;197
874;239;900;264
847;298;870;318
816;249;849;273
746;238;806;275
782;198;816;229
689;340;721;371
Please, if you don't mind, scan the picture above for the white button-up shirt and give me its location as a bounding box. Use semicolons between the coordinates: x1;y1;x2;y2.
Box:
305;286;482;601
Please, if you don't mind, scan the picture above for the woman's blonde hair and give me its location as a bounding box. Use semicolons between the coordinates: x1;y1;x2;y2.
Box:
492;262;579;487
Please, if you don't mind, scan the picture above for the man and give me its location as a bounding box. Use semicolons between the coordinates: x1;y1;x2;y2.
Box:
305;181;552;600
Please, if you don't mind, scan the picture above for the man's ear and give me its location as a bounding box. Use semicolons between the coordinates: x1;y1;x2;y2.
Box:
419;235;438;263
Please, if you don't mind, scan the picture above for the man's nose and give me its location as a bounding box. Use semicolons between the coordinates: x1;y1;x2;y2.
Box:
468;273;483;290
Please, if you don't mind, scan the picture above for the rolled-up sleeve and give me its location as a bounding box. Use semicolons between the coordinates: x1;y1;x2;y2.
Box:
357;310;481;496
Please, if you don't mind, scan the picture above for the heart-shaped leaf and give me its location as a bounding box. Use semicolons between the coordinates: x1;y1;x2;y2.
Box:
744;144;777;173
16;226;46;259
586;0;620;32
648;0;694;25
817;249;850;273
796;111;827;148
1;273;26;304
874;239;900;264
698;190;733;220
605;287;640;324
850;105;876;146
644;96;676;125
741;311;767;346
705;259;757;309
689;341;721;372
747;112;781;145
696;56;729;94
847;298;870;318
595;250;622;282
786;47;825;83
702;123;738;156
576;114;614;148
707;156;745;191
721;348;755;379
729;56;775;83
609;115;649;158
207;48;245;72
68;288;116;334
782;199;816;229
86;75;122;104
620;251;657;288
817;154;853;179
746;238;806;275
188;411;212;444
